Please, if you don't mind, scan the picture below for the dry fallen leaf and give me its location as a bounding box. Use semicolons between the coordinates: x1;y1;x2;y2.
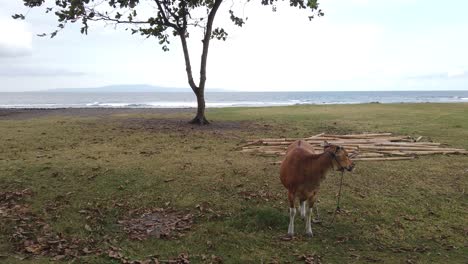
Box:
211;254;223;264
24;244;42;254
52;255;66;261
118;208;193;240
403;215;418;221
297;253;322;264
278;234;294;241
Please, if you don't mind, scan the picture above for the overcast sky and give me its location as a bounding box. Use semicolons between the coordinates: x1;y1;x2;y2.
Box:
0;0;467;92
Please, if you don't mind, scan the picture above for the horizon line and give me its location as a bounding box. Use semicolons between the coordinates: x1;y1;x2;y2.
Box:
3;89;468;93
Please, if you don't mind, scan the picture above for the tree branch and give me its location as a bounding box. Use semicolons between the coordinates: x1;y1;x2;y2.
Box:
88;15;150;24
180;33;198;93
179;0;197;93
153;0;179;29
199;0;223;89
161;0;181;27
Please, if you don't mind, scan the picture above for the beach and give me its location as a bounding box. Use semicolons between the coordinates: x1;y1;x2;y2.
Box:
0;108;193;120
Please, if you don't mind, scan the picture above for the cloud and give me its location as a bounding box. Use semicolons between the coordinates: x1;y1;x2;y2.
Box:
407;70;468;80
0;17;32;57
0;67;86;77
208;8;385;90
447;69;467;78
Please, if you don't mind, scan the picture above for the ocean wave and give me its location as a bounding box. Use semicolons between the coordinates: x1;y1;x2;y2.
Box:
86;101;100;106
80;101;304;108
321;101;364;105
2;91;468;109
0;101;379;108
85;102;131;107
0;103;80;108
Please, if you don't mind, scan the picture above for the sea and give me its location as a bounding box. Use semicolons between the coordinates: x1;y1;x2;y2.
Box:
0;91;467;108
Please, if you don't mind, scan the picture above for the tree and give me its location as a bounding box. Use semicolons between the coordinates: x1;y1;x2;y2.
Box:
14;0;323;125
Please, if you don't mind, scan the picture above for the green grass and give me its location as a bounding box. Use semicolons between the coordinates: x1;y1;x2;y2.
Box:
0;103;467;263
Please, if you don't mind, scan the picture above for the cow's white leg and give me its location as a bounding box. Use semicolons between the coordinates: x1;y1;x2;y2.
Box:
300;201;306;219
312;202;321;223
288;207;296;236
305;207;313;237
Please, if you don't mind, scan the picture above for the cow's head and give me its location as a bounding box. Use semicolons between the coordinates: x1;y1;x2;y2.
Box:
323;141;355;172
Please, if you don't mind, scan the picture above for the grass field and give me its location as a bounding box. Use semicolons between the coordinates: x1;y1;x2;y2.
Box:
0;103;467;263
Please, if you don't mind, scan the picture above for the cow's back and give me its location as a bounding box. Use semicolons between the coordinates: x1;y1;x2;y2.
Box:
280;140;316;189
285;140;316;155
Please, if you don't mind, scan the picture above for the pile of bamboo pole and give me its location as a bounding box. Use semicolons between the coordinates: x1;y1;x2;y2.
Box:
239;133;468;163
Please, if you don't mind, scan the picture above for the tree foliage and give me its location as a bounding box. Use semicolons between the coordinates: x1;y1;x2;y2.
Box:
14;0;322;48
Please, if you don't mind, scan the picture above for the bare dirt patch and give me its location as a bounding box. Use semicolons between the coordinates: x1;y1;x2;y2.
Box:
0;108;195;120
118;208;193;240
121;117;272;133
119;118;277;142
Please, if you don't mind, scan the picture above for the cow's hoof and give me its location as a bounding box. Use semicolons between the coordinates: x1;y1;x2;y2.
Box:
287;232;294;238
305;231;314;238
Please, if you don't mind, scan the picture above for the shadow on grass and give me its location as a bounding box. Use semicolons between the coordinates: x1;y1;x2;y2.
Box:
228;207;288;232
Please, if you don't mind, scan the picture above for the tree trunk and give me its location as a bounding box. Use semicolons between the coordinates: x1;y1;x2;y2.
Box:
179;0;223;125
192;0;223;125
190;89;209;125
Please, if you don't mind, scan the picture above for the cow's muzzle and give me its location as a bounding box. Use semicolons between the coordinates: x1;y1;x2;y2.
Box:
346;163;355;172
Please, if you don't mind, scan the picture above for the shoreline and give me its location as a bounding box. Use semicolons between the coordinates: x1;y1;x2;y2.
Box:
1;91;467;109
1;102;466;121
0;100;467;110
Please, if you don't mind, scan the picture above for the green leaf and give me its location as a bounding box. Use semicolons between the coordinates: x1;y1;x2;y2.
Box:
12;14;25;20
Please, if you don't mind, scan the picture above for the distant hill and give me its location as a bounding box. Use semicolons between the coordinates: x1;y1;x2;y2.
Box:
44;84;230;93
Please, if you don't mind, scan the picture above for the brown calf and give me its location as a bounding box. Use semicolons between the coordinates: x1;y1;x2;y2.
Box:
280;140;354;237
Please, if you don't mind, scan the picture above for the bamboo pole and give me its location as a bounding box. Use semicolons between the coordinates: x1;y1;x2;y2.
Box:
242;145;456;151
373;142;441;146
307;132;326;139
322;133;393;138
246;141;442;148
242;146;286;150
375;151;408;156
238;140;263;149
354;153;385;158
400;150;468;155
251;137;411;145
271;156;415;164
357;146;466;151
352;157;415;161
244;148;467;156
251;138;299;142
241;132;468;161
